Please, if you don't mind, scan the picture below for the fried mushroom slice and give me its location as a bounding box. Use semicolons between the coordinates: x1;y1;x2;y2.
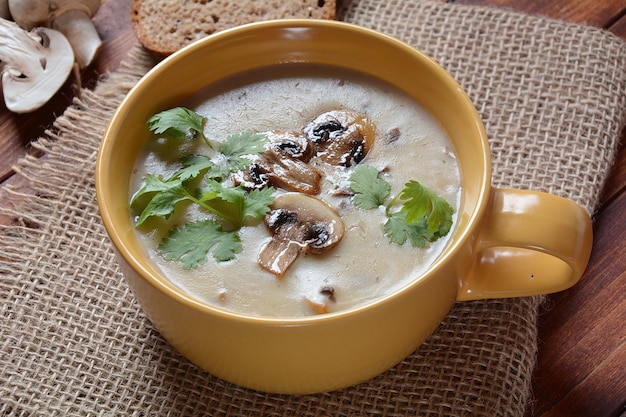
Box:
234;131;322;195
304;110;376;167
258;193;345;277
267;130;314;161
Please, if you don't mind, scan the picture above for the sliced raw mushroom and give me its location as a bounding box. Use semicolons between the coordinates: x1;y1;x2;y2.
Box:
9;0;102;69
234;131;322;195
0;18;75;113
258;193;345;277
303;109;376;167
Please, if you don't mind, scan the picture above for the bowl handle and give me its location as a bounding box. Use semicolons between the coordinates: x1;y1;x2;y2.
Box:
457;188;593;300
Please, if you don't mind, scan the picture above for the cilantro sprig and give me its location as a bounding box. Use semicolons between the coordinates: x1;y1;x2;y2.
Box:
159;220;243;266
349;165;454;248
348;163;391;209
148;106;210;146
132;107;273;268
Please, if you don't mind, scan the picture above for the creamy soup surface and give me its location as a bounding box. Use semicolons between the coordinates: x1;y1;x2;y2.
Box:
132;65;461;317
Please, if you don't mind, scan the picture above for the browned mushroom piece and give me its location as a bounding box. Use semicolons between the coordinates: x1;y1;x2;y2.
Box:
258;193;345;277
303;110;376;167
267;130;314;161
234;131;322;195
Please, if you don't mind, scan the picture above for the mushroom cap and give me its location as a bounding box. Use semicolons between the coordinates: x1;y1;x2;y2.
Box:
8;0;102;29
304;109;376;167
258;193;345;276
9;0;103;69
235;130;322;195
266;130;314;161
7;0;48;29
0;22;75;113
267;193;345;252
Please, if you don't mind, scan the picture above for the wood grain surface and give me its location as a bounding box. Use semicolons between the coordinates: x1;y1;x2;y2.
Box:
1;1;624;415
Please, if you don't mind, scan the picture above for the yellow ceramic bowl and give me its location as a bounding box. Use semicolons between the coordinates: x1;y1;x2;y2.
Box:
96;20;593;394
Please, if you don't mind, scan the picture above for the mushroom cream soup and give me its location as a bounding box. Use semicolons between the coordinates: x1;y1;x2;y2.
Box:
131;65;461;317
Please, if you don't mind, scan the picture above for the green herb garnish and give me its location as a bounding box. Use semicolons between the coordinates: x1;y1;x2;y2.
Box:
349;164;454;247
148;106;209;145
159;220;242;267
348;164;391;209
132;107;273;267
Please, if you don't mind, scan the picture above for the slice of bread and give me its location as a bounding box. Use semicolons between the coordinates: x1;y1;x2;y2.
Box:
131;0;337;56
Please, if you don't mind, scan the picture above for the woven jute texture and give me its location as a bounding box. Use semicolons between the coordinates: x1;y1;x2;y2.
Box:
2;1;626;416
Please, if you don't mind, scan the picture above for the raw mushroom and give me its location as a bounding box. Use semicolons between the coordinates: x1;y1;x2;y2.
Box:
258;193;345;277
9;0;102;69
235;131;322;195
304;109;376;167
0;18;75;113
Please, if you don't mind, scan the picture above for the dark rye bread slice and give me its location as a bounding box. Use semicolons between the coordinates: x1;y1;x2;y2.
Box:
131;0;337;56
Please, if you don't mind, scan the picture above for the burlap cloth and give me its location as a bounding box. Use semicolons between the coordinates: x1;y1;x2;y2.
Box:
1;1;625;416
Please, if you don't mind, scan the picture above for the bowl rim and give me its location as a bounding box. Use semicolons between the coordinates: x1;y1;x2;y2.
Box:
96;18;491;324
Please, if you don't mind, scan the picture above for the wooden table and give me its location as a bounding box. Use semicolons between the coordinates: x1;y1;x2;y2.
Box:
1;1;624;416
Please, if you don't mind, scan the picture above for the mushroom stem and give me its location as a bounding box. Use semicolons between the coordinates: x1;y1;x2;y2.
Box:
258;230;306;277
52;8;101;68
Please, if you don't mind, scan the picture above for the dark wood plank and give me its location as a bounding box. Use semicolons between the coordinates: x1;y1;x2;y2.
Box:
0;91;72;182
541;346;626;417
453;0;626;28
602;16;626;205
598;131;626;207
612;7;626;35
88;0;135;79
532;191;626;413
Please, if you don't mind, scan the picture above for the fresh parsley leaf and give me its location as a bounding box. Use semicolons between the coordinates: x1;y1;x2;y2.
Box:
348;164;454;248
159;219;243;267
398;180;454;235
210;231;243;262
176;154;215;182
219;130;267;158
203;159;235;181
384;211;432;248
219;130;268;171
195;180;245;226
213;181;246;219
195;181;274;228
134;108;276;266
135;184;190;226
148;107;208;142
349;165;391;209
241;187;275;220
133;156;213;211
131;173;182;208
213;181;246;206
